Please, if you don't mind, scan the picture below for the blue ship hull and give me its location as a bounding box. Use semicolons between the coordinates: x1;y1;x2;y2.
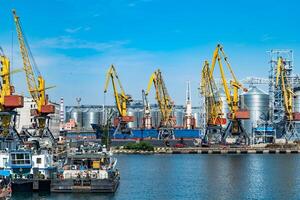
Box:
66;128;202;140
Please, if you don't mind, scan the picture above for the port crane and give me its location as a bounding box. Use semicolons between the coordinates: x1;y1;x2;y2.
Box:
142;89;152;129
145;69;175;139
275;57;300;139
0;48;24;142
200;61;226;143
13;10;56;145
210;44;250;144
104;65;134;134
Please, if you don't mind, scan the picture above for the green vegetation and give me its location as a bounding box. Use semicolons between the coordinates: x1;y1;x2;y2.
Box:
124;142;154;151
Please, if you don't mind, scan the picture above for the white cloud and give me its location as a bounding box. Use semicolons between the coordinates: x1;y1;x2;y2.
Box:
65;27;82;33
36;36;130;52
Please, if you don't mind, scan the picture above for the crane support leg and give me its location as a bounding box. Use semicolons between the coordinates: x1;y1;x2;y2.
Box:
204;125;223;144
158;127;175;140
222;120;249;145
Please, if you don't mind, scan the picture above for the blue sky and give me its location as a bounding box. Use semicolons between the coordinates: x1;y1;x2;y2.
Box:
1;0;300;106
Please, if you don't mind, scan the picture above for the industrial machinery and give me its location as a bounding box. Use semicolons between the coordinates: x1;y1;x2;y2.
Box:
275;57;300;139
142;89;152;129
210;44;250;144
13;10;56;145
200;61;225;143
104;65;134;134
0;48;24;143
145;69;175;139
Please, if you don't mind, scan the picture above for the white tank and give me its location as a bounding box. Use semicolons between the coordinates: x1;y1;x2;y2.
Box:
294;87;300;112
70;108;83;128
240;86;269;134
219;88;230;128
175;109;184;127
82;108;100;130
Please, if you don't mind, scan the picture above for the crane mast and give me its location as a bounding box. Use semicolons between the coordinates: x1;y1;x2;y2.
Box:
104;65;134;134
146;69;175;139
12;9;55;145
210;44;250;144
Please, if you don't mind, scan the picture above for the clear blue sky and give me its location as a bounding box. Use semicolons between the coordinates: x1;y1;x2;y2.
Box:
1;0;300;106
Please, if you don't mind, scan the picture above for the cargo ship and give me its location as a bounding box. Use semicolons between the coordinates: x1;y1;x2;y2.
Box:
51;142;119;193
65;125;202;141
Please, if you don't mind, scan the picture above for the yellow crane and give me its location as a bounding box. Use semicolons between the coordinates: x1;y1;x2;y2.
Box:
12;10;55;140
210;44;250;144
200;60;225;143
275;57;297;121
0;48;23;138
145;69;175;139
104;65;134;133
275;57;300;140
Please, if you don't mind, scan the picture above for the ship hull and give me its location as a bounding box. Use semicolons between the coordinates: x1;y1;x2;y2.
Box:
51;175;120;193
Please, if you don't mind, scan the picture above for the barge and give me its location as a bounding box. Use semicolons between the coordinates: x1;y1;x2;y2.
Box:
51;142;119;193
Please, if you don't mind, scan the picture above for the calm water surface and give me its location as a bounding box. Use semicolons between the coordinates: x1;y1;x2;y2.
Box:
12;154;300;200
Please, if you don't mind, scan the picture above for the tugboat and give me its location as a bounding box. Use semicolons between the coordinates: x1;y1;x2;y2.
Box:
0;170;11;199
0;149;57;192
51;142;120;193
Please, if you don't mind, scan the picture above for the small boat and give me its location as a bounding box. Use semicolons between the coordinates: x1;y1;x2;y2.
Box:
0;170;12;199
51;142;120;193
0;149;56;193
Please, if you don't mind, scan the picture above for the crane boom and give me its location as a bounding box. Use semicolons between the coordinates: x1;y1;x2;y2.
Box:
12;10;40;104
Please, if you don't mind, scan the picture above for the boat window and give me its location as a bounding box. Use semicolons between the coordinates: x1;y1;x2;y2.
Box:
11;153;31;165
37;158;42;164
2;158;7;166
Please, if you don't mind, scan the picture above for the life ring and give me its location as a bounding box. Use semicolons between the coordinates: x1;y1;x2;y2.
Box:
91;173;97;179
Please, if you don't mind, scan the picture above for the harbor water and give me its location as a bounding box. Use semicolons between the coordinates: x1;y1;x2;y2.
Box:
12;154;300;200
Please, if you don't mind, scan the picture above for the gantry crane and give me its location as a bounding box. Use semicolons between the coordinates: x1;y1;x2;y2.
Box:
13;10;56;145
276;57;300;139
145;69;175;139
210;44;250;144
0;48;23;143
104;65;134;134
200;60;226;143
142;89;152;129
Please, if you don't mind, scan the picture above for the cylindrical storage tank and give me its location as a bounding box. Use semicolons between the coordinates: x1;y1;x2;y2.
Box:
151;109;161;128
65;107;72;122
219;88;230;128
293;87;300;132
82;108;100;130
137;109;144;128
240;86;269;134
127;109;137;128
193;112;201;128
294;87;300;112
70;108;83;129
175;109;184;127
99;109;105;126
